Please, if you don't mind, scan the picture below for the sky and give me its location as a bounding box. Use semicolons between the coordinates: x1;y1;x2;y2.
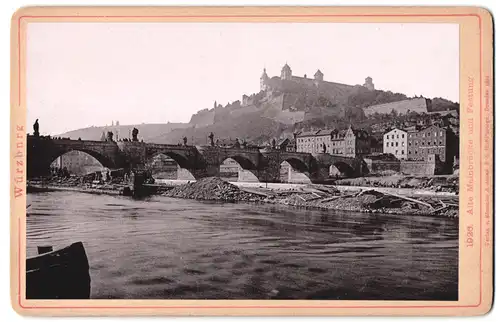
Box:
27;22;459;135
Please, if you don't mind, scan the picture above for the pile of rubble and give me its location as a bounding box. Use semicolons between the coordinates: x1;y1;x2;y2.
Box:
163;177;265;202
269;189;458;218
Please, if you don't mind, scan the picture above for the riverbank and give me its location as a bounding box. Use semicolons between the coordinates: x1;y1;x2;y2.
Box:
161;177;458;219
335;174;459;194
156;179;459;197
28;177;458;219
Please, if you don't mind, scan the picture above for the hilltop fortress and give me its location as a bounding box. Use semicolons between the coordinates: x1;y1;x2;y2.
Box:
190;63;377;128
259;63;375;95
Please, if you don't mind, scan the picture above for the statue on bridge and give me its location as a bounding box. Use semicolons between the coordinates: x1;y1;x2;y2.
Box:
33;119;39;137
234;138;240;149
107;131;114;142
208;132;215;147
132;128;139;142
183;136;187;146
322;142;327;153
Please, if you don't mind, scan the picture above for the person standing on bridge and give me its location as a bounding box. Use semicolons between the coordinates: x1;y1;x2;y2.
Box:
183;136;188;146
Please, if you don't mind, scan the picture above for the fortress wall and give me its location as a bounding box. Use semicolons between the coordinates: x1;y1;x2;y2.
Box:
190;109;216;128
364;98;429;116
228;105;259;118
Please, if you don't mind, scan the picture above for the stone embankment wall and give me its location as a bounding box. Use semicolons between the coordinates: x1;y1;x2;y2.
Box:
364;157;440;176
400;160;437;176
363;159;400;173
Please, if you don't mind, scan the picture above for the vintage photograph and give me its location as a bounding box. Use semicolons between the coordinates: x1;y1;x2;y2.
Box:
25;21;460;300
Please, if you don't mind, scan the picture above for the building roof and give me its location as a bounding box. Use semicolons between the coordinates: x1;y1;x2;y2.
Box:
296;129;337;138
331;129;347;138
296;130;320;137
384;128;407;135
282;63;291;72
278;138;290;147
316;129;333;136
314;69;323;76
419;124;445;132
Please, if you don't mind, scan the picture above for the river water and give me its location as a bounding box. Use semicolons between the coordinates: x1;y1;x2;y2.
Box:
26;191;458;300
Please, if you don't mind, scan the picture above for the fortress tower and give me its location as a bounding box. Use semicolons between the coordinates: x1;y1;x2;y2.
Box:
280;63;292;80
314;69;324;81
314;69;324;87
260;68;269;91
364;76;375;91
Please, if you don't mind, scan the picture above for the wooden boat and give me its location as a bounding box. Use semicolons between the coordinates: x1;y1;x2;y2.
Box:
26;242;91;299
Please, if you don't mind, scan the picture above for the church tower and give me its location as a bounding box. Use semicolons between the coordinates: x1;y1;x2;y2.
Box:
280;63;292;80
260;68;269;91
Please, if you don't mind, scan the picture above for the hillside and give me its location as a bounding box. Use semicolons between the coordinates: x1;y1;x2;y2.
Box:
58;122;189;142
152;111;287;146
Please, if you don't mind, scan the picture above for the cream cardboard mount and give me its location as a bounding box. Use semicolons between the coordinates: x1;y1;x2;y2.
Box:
10;6;493;316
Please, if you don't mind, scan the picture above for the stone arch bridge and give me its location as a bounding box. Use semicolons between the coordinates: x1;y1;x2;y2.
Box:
27;136;366;182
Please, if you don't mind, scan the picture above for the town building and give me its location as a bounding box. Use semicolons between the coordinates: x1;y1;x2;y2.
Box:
296;126;372;157
331;129;346;155
344;125;371;158
296;130;334;154
220;158;241;181
277;138;296;152
369;137;384;154
383;128;408;160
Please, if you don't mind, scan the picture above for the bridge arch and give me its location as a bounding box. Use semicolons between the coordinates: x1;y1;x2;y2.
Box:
280;157;312;183
220;155;257;170
148;151;192;170
50;148;117;170
281;157;309;172
147;151;197;180
330;161;355;178
219;155;259;182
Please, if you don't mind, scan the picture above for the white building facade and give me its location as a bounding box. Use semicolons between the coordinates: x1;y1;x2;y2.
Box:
383;128;408;160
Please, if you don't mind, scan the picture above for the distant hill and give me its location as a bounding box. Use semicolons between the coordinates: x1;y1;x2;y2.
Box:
152;111;287;146
58;122;190;142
